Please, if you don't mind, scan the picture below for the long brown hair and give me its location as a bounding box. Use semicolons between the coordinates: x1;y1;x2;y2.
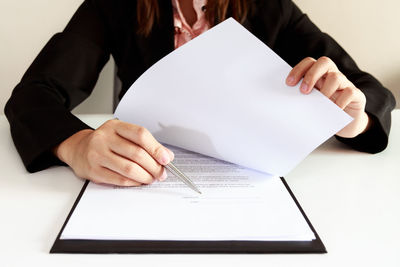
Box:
137;0;249;36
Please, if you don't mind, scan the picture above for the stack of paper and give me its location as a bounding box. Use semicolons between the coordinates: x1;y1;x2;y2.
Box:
61;146;315;241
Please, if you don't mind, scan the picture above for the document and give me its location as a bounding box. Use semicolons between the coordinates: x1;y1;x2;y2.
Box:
115;18;352;176
58;18;335;246
61;145;315;241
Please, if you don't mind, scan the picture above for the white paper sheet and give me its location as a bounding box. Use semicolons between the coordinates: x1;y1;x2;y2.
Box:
114;18;352;176
61;145;315;241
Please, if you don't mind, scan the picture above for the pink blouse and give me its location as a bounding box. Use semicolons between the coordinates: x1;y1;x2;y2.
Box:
172;0;210;48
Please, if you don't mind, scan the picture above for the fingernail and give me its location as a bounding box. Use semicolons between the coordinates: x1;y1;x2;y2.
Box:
286;76;294;85
160;149;171;165
300;83;308;93
166;149;175;160
159;169;168;181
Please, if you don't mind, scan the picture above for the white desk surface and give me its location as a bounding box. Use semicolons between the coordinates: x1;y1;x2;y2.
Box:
1;111;399;267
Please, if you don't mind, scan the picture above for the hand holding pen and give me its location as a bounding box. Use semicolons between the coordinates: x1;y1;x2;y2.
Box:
54;119;201;193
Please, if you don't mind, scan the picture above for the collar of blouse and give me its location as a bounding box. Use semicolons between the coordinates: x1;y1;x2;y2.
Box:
171;0;210;48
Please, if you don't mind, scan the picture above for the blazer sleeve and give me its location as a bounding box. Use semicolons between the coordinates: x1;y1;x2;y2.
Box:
4;0;110;172
273;0;396;153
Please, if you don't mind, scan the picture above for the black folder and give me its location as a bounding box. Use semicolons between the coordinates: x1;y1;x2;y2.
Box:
51;178;326;253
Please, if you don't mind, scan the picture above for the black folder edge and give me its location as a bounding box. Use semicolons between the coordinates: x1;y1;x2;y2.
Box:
50;178;326;254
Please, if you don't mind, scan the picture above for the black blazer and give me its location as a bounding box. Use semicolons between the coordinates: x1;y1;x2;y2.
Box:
5;0;396;173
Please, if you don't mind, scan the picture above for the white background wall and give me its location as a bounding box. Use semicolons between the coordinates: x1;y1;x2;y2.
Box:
0;0;114;115
0;0;399;115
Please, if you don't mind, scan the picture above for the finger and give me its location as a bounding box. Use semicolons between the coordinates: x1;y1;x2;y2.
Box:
330;90;341;103
335;87;357;109
300;57;337;94
115;122;174;165
91;167;142;187
99;151;155;184
108;135;166;181
286;57;316;86
319;72;344;99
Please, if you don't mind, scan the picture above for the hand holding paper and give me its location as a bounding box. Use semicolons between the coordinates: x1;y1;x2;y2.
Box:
286;56;369;138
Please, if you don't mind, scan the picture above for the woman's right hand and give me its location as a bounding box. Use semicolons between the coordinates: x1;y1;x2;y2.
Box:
54;119;174;186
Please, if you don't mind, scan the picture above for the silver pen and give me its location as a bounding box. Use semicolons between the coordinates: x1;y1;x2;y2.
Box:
165;162;202;194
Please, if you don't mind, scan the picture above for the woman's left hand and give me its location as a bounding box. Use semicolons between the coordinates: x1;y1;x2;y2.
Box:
286;56;371;138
